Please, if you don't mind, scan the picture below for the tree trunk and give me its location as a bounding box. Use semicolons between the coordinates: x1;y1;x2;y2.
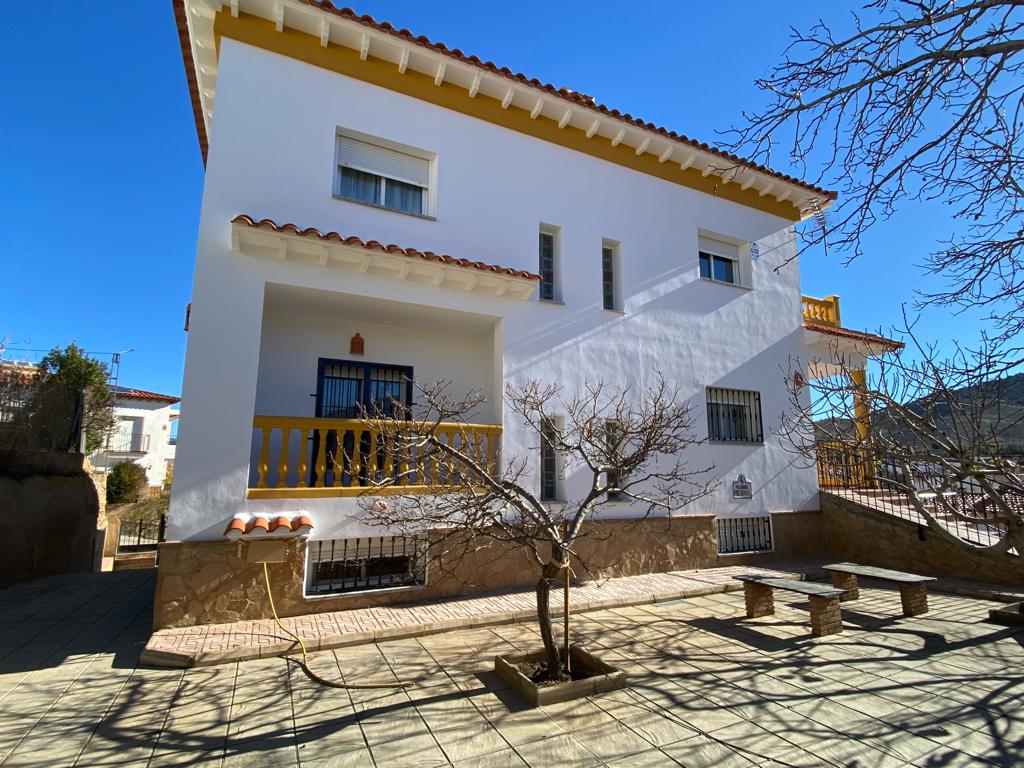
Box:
536;564;563;677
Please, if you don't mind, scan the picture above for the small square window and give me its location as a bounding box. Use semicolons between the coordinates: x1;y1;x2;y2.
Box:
706;387;764;443
699;251;738;285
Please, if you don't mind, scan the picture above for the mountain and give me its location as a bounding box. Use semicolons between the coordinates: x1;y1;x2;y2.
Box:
818;371;1024;457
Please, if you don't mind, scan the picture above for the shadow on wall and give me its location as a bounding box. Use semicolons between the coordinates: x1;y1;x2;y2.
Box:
0;449;101;587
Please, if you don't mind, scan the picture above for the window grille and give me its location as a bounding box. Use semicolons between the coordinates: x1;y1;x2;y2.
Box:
716;515;773;554
706;387;763;443
307;537;427;595
539;232;556;301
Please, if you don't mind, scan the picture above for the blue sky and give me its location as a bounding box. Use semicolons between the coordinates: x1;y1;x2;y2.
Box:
0;1;990;396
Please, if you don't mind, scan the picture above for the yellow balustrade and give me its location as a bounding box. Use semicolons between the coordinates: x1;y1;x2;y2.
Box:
801;294;841;327
816;441;872;489
248;416;502;499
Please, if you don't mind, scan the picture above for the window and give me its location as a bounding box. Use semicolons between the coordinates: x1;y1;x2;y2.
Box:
698;236;744;287
539;227;561;301
706;387;764;443
315;359;413;419
605;420;625;500
602;241;623;312
335;133;430;216
307;537;427;595
540;416;559;500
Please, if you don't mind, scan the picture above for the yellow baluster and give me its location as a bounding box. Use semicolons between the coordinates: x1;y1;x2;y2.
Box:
295;425;308;488
383;426;394;482
256;425;270;488
275;426;290;489
399;427;410;485
316;429;328;488
351;426;363;486
367;429;378;484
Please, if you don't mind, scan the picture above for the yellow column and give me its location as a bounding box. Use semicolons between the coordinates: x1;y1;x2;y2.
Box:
850;367;871;486
850;368;869;440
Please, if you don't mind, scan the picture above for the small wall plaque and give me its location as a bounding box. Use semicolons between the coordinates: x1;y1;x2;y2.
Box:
350;333;364;355
732;474;752;499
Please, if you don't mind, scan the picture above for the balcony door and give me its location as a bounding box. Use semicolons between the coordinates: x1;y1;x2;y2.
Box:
311;359;413;488
315;359;413;418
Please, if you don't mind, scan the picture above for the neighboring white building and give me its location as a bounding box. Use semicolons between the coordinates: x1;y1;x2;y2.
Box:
162;0;895;627
91;387;179;491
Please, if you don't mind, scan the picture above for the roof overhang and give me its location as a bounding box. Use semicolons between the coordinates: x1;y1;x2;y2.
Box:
230;215;540;299
804;321;903;379
175;0;836;221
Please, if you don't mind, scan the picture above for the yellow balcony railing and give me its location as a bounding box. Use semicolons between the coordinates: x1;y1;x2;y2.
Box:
248;416;502;499
816;441;872;489
802;294;841;327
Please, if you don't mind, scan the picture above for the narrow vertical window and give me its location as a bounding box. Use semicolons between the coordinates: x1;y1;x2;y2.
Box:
540;416;559;501
602;246;616;310
605;420;624;500
539;232;556;301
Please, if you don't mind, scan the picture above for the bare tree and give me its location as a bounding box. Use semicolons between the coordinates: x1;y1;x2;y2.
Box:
785;326;1024;559
356;376;716;680
723;0;1024;339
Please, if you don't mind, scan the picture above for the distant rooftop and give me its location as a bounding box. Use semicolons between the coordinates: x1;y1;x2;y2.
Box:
112;386;181;404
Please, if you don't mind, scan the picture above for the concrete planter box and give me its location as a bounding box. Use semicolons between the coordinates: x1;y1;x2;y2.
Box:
989;602;1024;626
494;645;627;707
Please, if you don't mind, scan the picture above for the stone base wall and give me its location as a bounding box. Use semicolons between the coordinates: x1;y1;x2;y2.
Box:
153;510;826;629
0;450;100;587
821;492;1024;585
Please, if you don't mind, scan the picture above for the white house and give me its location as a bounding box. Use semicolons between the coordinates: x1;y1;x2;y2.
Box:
161;0;895;629
90;386;179;491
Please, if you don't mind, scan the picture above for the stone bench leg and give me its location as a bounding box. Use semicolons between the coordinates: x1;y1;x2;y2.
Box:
830;572;859;602
900;583;929;617
744;582;774;618
808;595;843;637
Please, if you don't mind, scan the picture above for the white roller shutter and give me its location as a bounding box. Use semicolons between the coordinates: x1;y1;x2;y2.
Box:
336;135;429;188
697;236;739;259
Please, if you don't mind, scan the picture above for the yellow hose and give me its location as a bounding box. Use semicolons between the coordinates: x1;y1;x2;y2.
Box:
262;561;411;690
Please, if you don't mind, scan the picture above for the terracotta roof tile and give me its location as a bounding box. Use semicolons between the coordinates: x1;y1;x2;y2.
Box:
804;320;903;350
112;386;181;404
174;0;838;202
232;214;541;280
224;513;314;538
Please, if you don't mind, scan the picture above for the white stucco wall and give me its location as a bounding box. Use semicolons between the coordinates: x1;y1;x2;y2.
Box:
91;398;177;488
169;39;819;542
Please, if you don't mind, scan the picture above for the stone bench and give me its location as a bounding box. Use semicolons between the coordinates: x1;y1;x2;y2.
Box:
822;562;935;617
733;576;846;637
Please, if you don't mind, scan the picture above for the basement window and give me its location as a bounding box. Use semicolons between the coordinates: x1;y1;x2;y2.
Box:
306;536;427;596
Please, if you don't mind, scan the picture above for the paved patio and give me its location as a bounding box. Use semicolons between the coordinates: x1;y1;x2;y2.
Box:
1;569;1022;767
142;564;818;667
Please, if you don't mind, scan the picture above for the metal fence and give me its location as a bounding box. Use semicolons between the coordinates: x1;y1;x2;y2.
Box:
116;514;166;552
716;515;773;554
816;443;1011;547
306;536;427;595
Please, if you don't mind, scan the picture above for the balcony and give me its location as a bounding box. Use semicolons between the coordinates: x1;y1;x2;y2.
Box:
801;294;841;327
247;416;502;499
109;432;150;454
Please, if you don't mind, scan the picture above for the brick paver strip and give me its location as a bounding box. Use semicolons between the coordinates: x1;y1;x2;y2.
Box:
142;564;806;667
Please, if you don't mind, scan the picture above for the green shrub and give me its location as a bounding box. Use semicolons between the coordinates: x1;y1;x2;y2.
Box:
107;461;148;503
